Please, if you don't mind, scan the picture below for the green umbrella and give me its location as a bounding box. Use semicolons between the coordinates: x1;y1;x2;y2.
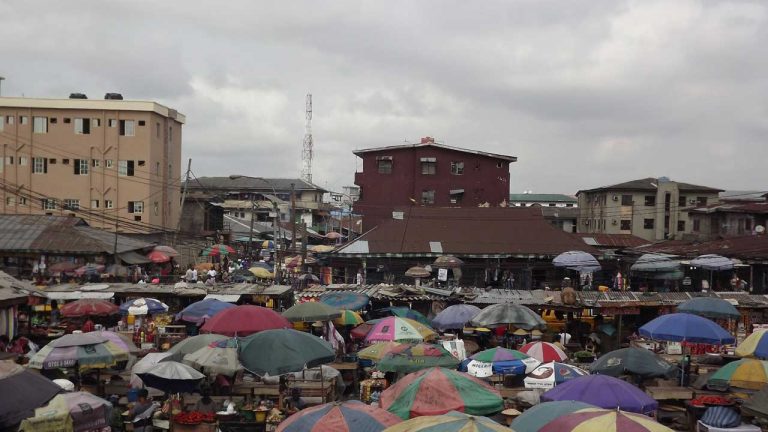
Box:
380;307;431;326
282;302;341;322
377;343;460;373
165;334;228;362
238;329;336;376
511;401;596;432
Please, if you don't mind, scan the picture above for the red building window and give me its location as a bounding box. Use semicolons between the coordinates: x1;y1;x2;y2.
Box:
420;157;436;175
450;161;464;175
421;190;435;205
376;156;393;174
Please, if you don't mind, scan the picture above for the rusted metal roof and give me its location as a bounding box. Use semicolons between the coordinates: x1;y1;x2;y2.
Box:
635;234;768;260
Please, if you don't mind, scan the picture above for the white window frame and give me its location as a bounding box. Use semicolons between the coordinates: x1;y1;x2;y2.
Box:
43;199;57;210
32;157;47;174
74;118;91;135
105;159;114;168
90;199;100;209
5;116;13;125
63;199;80;210
129;201;144;213
33;117;48;134
0;115;4;131
6;197;15;206
92;118;101;127
19;197;27;206
118;160;128;176
20;116;28;125
108;119;117;128
91;159;101;168
77;159;89;175
18;156;28;166
105;200;114;209
120;120;135;136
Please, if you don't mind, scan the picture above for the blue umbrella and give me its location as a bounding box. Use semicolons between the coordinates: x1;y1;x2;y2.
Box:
552;251;601;272
677;297;740;320
639;313;735;345
431;304;481;330
119;298;169;315
176;299;236;325
380;306;431;326
630;254;680;272
320;292;370;311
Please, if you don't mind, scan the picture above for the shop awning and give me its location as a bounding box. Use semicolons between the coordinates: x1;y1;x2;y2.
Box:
46;291;114;300
118;251;152;265
203;294;241;303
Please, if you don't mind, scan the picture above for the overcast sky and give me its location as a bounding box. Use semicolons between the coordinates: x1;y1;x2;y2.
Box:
1;1;766;195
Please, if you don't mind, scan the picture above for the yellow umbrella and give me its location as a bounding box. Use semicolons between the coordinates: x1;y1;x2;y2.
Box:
358;342;403;361
735;329;768;359
310;245;336;253
334;310;364;326
249;267;274;279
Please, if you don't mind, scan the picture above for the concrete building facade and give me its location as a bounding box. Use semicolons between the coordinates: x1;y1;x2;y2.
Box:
576;177;722;241
0;96;184;233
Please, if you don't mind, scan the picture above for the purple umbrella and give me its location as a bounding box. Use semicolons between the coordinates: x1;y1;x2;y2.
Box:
176;299;237;325
61;392;112;432
432;304;481;330
540;374;658;414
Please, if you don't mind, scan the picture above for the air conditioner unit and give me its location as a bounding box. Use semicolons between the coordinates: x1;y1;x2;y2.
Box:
612;195;619;201
612;219;618;225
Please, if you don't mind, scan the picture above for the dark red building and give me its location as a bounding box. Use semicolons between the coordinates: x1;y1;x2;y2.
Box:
353;137;517;230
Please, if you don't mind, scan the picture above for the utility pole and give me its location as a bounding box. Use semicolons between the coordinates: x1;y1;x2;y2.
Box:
290;183;296;254
247;196;256;257
273;200;281;284
174;158;193;247
300;222;308;273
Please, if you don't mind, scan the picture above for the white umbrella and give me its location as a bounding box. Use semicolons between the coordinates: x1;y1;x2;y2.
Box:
690;254;734;271
553;251;601;272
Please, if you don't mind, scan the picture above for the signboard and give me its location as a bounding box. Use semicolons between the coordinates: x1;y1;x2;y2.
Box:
682;277;692;286
466;361;493;378
599;307;640;315
437;268;448;281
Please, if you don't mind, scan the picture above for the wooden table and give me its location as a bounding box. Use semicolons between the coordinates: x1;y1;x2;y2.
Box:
646;386;694;401
327;362;359;395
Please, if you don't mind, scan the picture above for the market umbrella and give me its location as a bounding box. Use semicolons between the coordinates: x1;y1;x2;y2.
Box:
74;263;105;276
630;254;680;272
742;386;768;419
146;250;172;263
176;298;236;325
119;297;169;315
0;361;61;430
60;299;118;317
239;329;336;376
260;240;275;249
590;347;677;379
130;352;174;390
20;392;112;432
405;266;431;278
540;374;658;414
358;342;404;361
92;330;139;356
165;334;229;362
377;343;460;373
325;231;344;240
250;261;274;271
470;304;547;330
735;329;768;359
519;342;568;363
29;333;129;370
379;306;431;326
351;321;379;339
677;297;740;320
276;400;402;432
152;245;179;256
511;401;596;432
282;302;342;322
201;305;291;336
553;251;601;272
380;367;503;419
690;254;734;271
137;361;205;393
183;338;243;376
202;243;236;257
48;261;80;273
334;309;364;326
299;273;321;283
524;362;588;389
707;359;768;391
383;411;511;432
249;267;275;279
638;313;735;344
320;292;370;311
539;408;673;432
432;304;481;331
465;347;540;376
433;255;464;268
365;317;437;343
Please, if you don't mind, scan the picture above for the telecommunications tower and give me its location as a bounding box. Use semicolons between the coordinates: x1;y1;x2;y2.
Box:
301;94;313;183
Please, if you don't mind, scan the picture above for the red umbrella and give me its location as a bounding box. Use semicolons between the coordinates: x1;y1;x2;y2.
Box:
200;305;291;337
146;250;172;263
60;299;119;317
152;245;179;257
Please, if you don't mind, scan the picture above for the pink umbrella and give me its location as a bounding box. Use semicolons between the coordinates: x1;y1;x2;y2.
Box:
152;245;180;256
146;250;172;263
200;305;291;337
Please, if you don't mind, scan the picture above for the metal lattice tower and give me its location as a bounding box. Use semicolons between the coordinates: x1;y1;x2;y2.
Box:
301;94;313;183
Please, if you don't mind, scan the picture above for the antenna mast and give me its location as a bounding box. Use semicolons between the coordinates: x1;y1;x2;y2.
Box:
301;93;313;183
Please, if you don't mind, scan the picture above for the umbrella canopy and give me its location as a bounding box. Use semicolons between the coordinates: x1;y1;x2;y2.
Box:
553;251;601;272
21;392;112;432
524;362;588;389
432;304;481;331
250;261;274;271
93;330;139;356
383;411;511;432
639;313;735;344
511;401;596;432
742;386;768;419
539;408;673;432
365;317;437;343
707;359;768;390
176;298;236;325
130;352;174;389
470;304;547;330
320;292;370;311
467;347;541;375
183;338;243;376
146;250;172;263
299;273;321;283
277;400;402;432
119;298;169;316
735;329;768;359
165;334;229;362
351;321;379;339
152;245;179;256
249;267;275;279
377;343;460;373
238;329;336;376
0;362;61;430
137;361;205;393
380;306;431;326
74;263;105;276
380;368;503;419
49;261;80;273
540;374;658;414
630;254;680;272
433;255;464;269
261;240;275;249
358;342;404;361
324;231;344;240
590;348;677;379
201;305;291;336
519;342;568;363
60;299;118;317
677;297;741;320
334;310;364;326
202;243;237;257
405;266;431;278
690;254;734;271
29;333;129;370
282;302;342;322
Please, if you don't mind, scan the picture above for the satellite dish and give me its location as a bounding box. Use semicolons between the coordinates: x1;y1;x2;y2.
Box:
756;225;765;234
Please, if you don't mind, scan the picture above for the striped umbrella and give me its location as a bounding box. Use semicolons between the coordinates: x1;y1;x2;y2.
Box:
383;411;511;432
261;240;275;249
377;343;460;373
365;317;436;343
334;310;364;326
29;333;129;370
511;401;596;432
358;342;403;361
60;299;118;317
202;244;236;257
183;338;242;376
707;359;768;390
520;341;568;363
524;362;588;389
380;368;503;419
735;329;768;359
277;401;402;432
282;302;341;322
539;408;673;432
380;307;431;326
119;298;168;315
466;347;540;376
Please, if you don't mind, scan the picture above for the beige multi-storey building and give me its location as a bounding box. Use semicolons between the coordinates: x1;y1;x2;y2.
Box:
0;95;184;233
576;177;722;241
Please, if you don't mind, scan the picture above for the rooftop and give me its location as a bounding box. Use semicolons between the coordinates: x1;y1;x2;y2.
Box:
0;96;185;123
573;233;650;249
509;193;577;203
353;141;517;162
634;234;768;261
720;190;768;202
187;177;327;193
688;201;768;215
577;177;723;195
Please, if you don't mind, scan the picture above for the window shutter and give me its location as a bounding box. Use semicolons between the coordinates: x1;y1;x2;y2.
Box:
74;159;81;175
43;158;48;174
128;202;134;213
83;119;90;134
127;160;135;176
